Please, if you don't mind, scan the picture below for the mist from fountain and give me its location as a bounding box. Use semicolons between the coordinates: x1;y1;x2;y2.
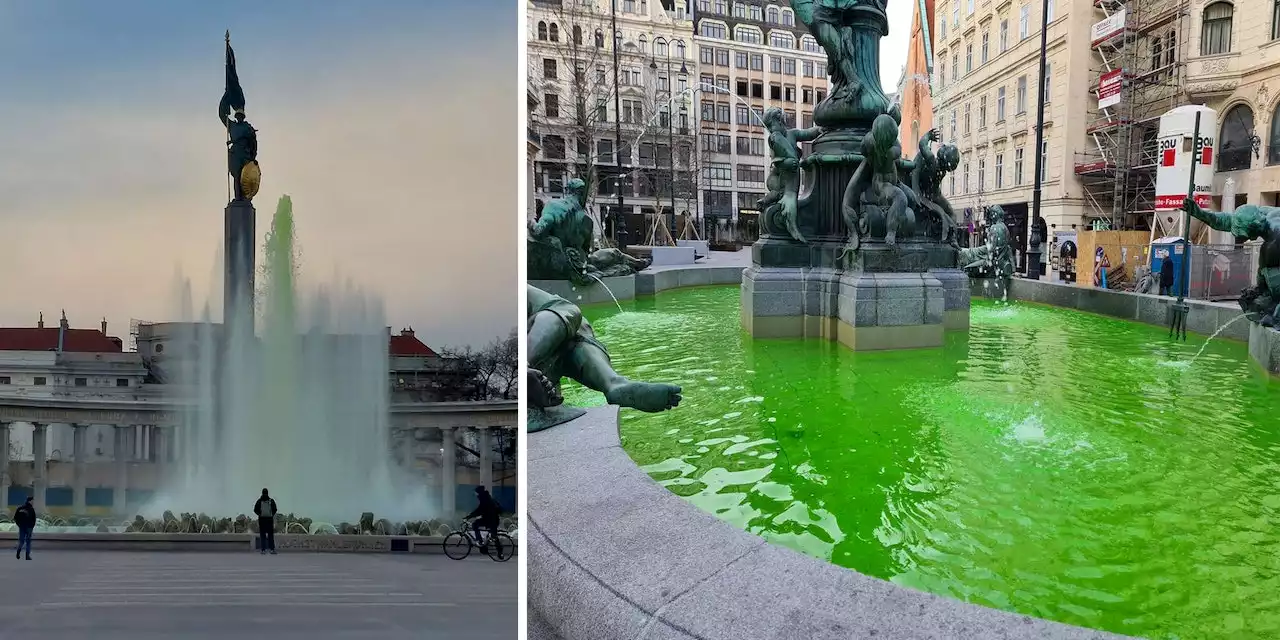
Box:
146;195;435;523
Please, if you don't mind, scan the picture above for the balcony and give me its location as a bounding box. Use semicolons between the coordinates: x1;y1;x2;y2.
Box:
527;126;542;149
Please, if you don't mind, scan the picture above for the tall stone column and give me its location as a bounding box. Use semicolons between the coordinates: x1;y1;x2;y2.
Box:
31;423;47;513
479;427;493;490
72;424;87;515
441;427;456;517
113;425;129;514
0;422;10;511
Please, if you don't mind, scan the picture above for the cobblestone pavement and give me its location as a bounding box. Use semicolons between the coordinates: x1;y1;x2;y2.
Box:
0;550;516;639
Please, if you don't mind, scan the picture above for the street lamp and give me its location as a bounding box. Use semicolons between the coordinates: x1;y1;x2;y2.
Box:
651;49;688;245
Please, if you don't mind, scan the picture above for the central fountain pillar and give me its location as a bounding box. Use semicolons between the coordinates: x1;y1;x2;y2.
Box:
224;199;257;334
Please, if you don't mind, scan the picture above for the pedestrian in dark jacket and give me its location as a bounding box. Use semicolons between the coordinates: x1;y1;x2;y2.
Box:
13;496;35;560
466;486;504;558
253;488;278;555
1159;254;1176;296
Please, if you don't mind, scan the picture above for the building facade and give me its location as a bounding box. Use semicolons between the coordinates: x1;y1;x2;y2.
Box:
528;83;543;221
528;0;698;245
932;0;1092;253
690;0;828;236
1183;0;1280;222
898;0;937;158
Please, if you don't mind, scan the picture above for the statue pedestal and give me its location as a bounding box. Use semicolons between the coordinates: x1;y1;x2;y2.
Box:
1025;250;1042;280
1248;322;1280;375
742;241;968;351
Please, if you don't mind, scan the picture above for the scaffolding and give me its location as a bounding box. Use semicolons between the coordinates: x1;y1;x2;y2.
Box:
1075;0;1189;232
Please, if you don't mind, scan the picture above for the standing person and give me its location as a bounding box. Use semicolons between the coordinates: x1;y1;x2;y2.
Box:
466;486;504;559
1160;251;1176;296
13;496;35;560
253;488;278;555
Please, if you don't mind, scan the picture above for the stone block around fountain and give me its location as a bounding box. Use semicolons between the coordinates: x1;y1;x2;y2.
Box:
529;276;635;305
1249;323;1280;375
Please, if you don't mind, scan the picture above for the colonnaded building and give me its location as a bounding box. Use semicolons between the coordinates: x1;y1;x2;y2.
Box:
0;313;517;517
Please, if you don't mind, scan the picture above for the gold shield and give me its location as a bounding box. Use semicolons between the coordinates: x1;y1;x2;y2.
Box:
240;161;262;200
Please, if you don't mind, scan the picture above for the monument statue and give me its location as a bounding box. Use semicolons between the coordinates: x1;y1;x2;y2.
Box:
220;31;260;202
1183;198;1280;326
527;178;651;285
842;114;911;250
905;129;961;247
527;284;682;431
759;108;821;242
793;0;894;128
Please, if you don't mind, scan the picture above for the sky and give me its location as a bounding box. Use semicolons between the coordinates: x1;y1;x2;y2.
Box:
0;0;517;350
882;0;914;93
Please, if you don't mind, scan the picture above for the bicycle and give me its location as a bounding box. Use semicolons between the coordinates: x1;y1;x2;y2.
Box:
442;520;514;562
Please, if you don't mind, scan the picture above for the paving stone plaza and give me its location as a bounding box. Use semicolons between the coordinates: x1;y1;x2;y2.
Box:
0;551;516;639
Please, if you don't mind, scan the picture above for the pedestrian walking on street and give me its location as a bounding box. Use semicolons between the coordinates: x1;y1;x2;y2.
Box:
14;496;36;560
253;488;278;555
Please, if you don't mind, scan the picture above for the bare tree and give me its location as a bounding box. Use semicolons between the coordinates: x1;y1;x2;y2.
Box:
437;329;518;401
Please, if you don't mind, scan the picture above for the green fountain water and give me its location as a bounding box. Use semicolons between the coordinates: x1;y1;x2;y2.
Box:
562;285;1280;639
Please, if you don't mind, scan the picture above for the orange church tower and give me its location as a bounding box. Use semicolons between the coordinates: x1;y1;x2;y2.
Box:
898;0;935;159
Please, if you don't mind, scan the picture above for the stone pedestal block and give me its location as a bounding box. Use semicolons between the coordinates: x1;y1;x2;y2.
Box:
1248;323;1280;375
929;268;972;330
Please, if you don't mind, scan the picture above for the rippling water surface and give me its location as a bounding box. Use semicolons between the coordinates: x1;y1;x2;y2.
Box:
561;285;1280;639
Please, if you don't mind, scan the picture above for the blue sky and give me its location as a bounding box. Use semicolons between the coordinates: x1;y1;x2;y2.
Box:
0;0;518;348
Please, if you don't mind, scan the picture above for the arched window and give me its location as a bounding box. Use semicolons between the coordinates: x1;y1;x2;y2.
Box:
573;25;583;45
675;40;686;59
639;34;648;54
781;8;795;26
766;6;779;23
1201;2;1233;55
537;21;548;41
549;23;560;42
1269;102;1280;165
1219;104;1255;171
655;37;668;57
595;29;605;48
801;35;821;53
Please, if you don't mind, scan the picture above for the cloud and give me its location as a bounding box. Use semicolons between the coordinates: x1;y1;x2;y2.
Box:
0;31;517;349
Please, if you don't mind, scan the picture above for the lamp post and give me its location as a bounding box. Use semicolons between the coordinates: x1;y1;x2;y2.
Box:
1028;0;1050;280
610;0;628;250
650;51;688;244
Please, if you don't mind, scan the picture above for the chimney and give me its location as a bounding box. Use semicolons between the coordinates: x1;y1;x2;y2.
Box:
37;312;44;329
101;317;108;335
401;327;414;338
57;309;68;353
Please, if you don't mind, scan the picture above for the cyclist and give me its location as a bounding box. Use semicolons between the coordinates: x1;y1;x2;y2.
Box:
466;486;503;558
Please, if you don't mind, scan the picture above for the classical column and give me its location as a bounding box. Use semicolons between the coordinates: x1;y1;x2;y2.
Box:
113;425;129;514
441;426;456;517
0;422;10;511
72;424;87;515
31;423;47;513
478;427;493;490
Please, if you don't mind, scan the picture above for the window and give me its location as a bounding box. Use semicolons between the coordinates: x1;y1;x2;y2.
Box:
1151;35;1164;81
951;109;958;139
801;60;813;77
952;54;959;82
716;48;730;66
1040;140;1049;181
1019;5;1030;39
803;87;813;104
770;32;795;48
1017;75;1028;113
770;55;782;73
941;15;948;39
598;139;615;163
736;104;750;124
964;102;971;134
751;53;763;70
655;38;668;57
1202;3;1233;55
967;0;974;15
716;102;730;122
34;376;46;386
977;157;986;191
574;25;583;45
750;4;762;20
1000;19;1008;51
543;58;557;80
595;30;605;47
1220;104;1255;171
701;22;727;38
950;172;957;195
736;26;763;45
752;81;764;98
737;164;767;183
784;58;796;75
0;376;9;384
1046;0;1054;22
979;95;987;128
782;8;794;25
537;21;547;41
701;46;714;64
736;51;748;69
963;161;971;193
981;32;989;64
1015;147;1025;185
638;34;647;54
766;6;779;23
544;93;559;118
995;153;1005;188
965;43;973;73
938;61;946;88
997;86;1006;120
703;163;733;188
1043;63;1051;103
801;36;821;53
75;377;88;387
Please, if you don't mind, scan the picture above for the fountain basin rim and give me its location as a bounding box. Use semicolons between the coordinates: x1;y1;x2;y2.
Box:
528;405;1128;640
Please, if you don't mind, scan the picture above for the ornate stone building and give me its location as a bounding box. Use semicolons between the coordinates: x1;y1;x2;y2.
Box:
898;0;937;159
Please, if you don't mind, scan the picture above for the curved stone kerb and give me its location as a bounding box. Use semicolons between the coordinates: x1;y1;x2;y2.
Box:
529;406;1129;640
